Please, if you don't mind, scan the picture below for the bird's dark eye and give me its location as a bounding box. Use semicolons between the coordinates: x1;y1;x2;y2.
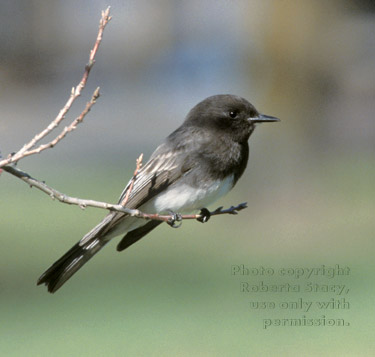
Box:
229;110;238;118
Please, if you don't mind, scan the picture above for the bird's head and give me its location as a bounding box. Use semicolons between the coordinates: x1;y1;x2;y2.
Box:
185;94;279;143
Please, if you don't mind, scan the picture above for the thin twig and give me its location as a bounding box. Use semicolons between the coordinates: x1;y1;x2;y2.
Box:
2;165;140;215
2;164;247;225
18;88;100;157
120;153;143;206
0;7;111;168
130;203;248;223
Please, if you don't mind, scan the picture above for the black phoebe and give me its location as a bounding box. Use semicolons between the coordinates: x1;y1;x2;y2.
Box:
37;94;279;292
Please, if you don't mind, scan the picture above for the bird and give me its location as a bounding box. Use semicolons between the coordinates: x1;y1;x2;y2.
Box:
37;94;279;293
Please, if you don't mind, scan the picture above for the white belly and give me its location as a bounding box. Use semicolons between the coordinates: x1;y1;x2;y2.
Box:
143;174;234;214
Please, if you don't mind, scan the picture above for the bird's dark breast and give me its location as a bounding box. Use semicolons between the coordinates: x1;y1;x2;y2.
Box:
168;126;249;187
196;139;249;186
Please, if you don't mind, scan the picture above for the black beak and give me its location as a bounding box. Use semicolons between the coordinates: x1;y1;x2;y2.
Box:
250;114;280;124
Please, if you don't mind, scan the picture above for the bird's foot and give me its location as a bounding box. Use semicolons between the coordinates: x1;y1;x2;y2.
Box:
197;208;211;223
167;211;182;228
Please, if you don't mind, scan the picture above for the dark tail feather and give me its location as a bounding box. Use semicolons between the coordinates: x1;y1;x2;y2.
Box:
117;221;162;252
37;237;107;293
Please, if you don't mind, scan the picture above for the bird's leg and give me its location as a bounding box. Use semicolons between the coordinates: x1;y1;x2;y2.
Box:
167;210;183;228
197;208;211;223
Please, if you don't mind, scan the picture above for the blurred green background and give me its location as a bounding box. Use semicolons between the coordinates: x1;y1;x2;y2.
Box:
1;1;374;356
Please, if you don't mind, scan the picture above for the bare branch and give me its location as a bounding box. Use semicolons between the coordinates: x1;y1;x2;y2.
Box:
15;88;100;158
0;7;111;168
130;203;248;224
2;164;247;225
2;165;139;215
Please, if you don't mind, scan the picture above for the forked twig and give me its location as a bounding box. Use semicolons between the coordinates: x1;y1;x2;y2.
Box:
0;7;112;168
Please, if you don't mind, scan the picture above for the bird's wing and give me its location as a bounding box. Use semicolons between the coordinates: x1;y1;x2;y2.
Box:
118;142;193;209
116;220;163;252
79;142;194;245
